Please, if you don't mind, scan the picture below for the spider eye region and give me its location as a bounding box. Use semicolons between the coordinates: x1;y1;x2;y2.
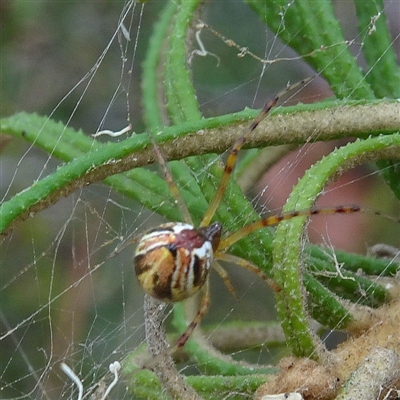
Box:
134;222;221;302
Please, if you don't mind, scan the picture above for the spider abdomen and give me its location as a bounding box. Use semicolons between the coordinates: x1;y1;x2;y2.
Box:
134;222;219;302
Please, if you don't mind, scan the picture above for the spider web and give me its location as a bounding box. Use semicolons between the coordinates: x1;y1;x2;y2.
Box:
1;1;400;399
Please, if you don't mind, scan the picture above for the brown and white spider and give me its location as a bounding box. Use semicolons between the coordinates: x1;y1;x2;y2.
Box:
133;78;360;351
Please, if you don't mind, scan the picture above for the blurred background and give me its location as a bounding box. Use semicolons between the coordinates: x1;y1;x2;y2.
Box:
1;0;399;398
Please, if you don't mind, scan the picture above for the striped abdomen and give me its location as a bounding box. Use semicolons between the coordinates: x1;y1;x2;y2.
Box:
134;222;221;302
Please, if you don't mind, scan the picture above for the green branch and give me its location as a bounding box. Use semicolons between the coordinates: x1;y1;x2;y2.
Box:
273;133;400;359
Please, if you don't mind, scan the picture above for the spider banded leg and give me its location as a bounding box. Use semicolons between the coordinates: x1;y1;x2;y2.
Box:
218;206;361;251
216;252;281;292
171;261;243;350
174;279;211;349
147;132;193;225
200;77;313;228
142;134;200;356
170;263;235;352
213;260;237;298
173;251;280;351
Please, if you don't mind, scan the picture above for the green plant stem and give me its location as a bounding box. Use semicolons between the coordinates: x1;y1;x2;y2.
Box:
354;0;400;99
123;366;267;400
141;1;176;130
1;110;399;365
375;159;400;201
358;0;400;202
273;133;400;360
164;0;202;124
248;0;400;204
308;255;389;307
171;303;275;376
2;101;398;237
311;246;400;277
246;0;374;99
159;0;270;378
304;274;352;330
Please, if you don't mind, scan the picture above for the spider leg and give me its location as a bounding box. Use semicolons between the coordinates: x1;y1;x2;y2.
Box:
218;206;361;251
147;132;193;225
216;252;280;292
200;77;313;228
212;260;237;298
175;278;211;349
143;283;210;368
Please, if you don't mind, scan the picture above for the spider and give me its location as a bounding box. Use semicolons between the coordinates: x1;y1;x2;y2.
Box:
133;78;361;351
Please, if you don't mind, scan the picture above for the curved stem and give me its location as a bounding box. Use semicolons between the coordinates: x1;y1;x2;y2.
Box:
2;101;398;237
246;0;374;99
273;133;400;360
